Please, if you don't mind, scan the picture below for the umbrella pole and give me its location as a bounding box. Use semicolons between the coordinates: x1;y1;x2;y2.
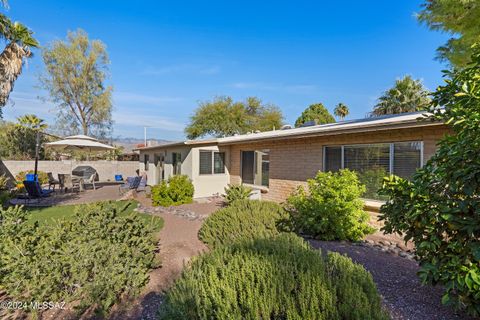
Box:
34;131;40;181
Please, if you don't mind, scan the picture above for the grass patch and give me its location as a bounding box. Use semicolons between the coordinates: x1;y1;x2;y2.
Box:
25;200;164;232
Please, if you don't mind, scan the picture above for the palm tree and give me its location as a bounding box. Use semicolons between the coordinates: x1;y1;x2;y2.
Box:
0;17;38;108
370;75;430;117
17;114;48;130
334;103;349;121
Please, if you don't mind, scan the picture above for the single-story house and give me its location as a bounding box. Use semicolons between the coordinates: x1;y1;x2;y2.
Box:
137;111;449;201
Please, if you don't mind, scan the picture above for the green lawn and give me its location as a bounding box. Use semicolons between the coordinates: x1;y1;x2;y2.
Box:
26;200;164;232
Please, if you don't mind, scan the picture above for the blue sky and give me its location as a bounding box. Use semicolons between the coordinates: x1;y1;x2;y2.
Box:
2;0;449;141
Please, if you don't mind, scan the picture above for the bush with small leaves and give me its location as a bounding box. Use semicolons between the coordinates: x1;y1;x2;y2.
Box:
223;184;253;205
287;169;374;241
199;199;290;249
0;202;160;315
151;175;194;207
159;233;388;320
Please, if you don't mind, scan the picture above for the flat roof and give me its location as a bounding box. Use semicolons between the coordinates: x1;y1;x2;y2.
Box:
136;111;442;151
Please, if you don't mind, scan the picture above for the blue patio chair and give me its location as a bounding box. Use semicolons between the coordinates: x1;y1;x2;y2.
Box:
23;180;54;202
25;173;37;181
119;176;142;194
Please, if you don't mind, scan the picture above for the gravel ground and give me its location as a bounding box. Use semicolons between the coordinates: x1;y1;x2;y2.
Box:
310;240;474;320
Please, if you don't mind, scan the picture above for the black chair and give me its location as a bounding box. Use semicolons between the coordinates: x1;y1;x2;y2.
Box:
23;180;54;202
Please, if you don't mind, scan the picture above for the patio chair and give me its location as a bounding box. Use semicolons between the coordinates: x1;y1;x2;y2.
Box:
84;173;97;190
23;180;53;201
137;174;148;192
119;176;141;194
58;174;80;193
47;172;60;190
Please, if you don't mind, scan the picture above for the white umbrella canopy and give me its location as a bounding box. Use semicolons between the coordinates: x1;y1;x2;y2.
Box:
44;135;115;152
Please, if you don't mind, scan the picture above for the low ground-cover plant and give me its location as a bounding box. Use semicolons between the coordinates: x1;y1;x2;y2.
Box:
0;201;160;315
379;48;480;316
287;169;374;241
223;184;252;205
151;175;194;207
160;233;388;319
199;199;289;248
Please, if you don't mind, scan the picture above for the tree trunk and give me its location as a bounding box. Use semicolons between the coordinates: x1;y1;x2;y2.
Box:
0;42;30;106
82;121;88;135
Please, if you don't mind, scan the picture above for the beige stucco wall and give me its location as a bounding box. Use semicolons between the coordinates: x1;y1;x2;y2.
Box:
140;144;230;198
228;125;450;202
1;160;138;182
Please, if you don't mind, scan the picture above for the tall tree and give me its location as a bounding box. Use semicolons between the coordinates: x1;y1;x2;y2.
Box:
334;103;349;121
185;96;283;139
39;29;113;137
0;114;48;160
418;0;480;68
0;6;39;116
294;103;335;127
370;76;430;117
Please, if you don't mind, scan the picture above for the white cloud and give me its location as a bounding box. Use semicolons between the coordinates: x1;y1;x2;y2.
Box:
2;91;55;121
141;64;221;76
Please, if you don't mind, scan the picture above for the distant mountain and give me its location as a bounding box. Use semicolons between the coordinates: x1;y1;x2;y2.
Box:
112;137;171;153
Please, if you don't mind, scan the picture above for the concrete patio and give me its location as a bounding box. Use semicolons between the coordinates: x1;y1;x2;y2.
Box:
10;182;132;207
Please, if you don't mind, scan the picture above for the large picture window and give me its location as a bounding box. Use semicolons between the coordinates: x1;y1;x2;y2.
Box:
324;142;423;199
199;150;225;175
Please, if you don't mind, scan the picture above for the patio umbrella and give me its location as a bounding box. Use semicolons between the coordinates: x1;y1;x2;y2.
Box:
44;135;115;152
36;135;115;178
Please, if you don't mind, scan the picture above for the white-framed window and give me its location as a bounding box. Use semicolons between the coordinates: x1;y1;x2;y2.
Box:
199;150;225;175
323;141;423;200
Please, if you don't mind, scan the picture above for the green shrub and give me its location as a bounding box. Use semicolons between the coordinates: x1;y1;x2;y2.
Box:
0;202;159;315
15;170;49;185
199;199;289;249
160;233;388;320
287;169;374;241
379;48;480;316
151;175;194;207
223;184;252;205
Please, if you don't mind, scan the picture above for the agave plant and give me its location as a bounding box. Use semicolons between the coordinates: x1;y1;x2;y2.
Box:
0;14;39;109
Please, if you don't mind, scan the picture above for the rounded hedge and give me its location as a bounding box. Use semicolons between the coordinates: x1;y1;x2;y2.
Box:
160;233;388;319
198;199;290;249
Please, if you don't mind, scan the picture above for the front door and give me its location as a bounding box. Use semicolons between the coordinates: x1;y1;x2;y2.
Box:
154;153;165;184
241;151;255;184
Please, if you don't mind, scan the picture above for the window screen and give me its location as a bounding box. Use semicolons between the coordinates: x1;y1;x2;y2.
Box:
214;152;225;174
394;142;421;179
344;144;390;173
324;146;342;172
200;151;213;174
172;153;182;175
241;151;255;184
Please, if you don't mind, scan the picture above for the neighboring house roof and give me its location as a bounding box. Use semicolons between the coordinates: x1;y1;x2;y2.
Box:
136;111;443;151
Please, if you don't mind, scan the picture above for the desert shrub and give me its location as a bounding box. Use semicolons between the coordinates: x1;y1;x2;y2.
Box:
15;170;49;185
379;48;480;316
151;175;194;207
357;167;388;200
199;200;289;248
160;233;388;320
0;202;159;315
287;169;374;241
223;184;252;205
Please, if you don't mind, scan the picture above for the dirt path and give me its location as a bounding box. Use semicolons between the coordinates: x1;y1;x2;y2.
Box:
107;200;220;320
310;240;474;320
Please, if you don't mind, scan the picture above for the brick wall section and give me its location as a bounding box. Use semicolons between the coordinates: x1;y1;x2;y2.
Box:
228;125;449;202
